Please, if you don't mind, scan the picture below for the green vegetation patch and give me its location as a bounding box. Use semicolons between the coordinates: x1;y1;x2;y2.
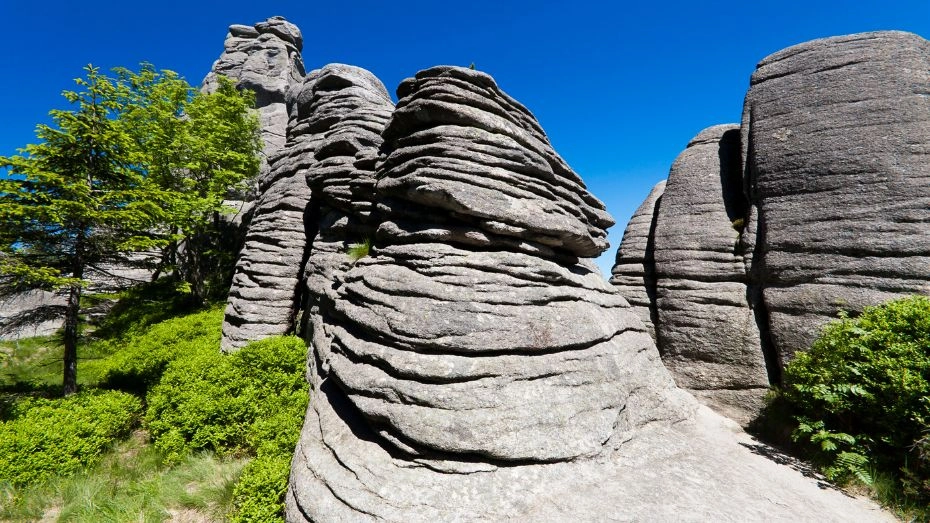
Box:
96;306;223;394
780;295;930;518
142;334;308;521
0;431;245;522
0;390;142;488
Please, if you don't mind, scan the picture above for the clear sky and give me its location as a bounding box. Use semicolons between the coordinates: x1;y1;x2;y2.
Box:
2;1;929;275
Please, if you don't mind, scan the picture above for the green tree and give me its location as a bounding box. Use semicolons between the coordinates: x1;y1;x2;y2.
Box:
0;64;261;394
0;65;168;394
117;65;261;304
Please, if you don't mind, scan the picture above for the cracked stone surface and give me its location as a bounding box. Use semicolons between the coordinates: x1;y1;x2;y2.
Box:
218;17;308;351
612;31;930;426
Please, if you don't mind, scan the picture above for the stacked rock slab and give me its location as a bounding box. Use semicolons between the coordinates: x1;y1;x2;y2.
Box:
742;31;930;365
219;17;308;352
651;125;770;425
203;16;305;181
287;66;890;521
609;180;664;340
296;64;395;353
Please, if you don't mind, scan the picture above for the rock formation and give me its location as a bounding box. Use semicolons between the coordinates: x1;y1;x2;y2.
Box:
651;125;771;425
609;180;664;339
296;63;394;360
741;31;930;365
203;16;305;184
612;30;930;424
286;66;890;522
217;18;309;351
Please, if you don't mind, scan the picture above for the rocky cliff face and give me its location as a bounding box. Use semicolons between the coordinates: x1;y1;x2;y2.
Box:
285;65;890;522
203;16;305;183
742;31;930;365
612;30;930;424
215;18;309;351
609;180;663;339
200;18;897;518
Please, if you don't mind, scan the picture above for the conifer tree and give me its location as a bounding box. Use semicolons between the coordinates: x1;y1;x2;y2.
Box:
0;64;261;394
0;65;167;394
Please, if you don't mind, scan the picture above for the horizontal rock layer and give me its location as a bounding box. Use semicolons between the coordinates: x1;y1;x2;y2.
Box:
288;65;890;521
612;30;930;425
651;125;770;425
219;17;308;352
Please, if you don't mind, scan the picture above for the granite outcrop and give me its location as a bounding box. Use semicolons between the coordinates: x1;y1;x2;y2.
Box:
612;30;930;424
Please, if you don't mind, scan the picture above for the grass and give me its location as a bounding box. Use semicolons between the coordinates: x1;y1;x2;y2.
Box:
1;281;304;521
0;430;247;522
346;238;371;263
0;279;206;398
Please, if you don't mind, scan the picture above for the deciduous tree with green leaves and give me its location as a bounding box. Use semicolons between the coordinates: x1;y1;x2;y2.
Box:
117;65;261;304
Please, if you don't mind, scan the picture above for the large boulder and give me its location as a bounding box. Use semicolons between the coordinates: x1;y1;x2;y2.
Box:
203;16;305;170
611;30;930;425
286;66;890;522
741;30;930;365
651;125;771;425
218;17;308;352
296;64;395;356
609;180;664;339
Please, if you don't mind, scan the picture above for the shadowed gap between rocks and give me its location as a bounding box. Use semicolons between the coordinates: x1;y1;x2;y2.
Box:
644;193;662;355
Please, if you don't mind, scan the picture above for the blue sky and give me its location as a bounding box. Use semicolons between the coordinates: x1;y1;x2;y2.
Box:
2;1;929;275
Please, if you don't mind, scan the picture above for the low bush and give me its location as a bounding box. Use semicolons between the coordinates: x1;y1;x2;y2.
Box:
143;335;308;520
230;454;292;522
0;390;142;487
781;295;930;516
96;307;223;394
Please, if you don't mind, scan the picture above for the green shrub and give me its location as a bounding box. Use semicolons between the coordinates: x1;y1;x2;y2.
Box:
97;307;223;394
346;238;371;263
143;335;308;519
230;454;291;522
782;295;930;512
0;390;142;487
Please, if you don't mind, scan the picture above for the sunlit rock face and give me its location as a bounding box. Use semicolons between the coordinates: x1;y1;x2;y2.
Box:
295;63;395;366
611;30;930;426
285;66;891;522
741;30;930;365
205;16;307;352
648;125;771;425
203;16;305;177
609;179;664;340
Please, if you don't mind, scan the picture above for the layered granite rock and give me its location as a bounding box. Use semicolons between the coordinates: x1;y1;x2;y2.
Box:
651;125;770;425
609;180;664;340
612;31;930;425
297;64;394;351
218;17;308;352
287;66;890;522
741;30;930;365
203;16;305;177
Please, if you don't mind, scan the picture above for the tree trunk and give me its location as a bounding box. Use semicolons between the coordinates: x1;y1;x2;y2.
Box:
62;281;81;395
183;237;205;306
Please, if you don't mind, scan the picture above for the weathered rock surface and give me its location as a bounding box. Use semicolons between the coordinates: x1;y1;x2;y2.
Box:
0;290;66;340
287;66;890;522
742;30;930;365
609;180;664;340
296;63;394;358
613;31;930;426
203;15;305;176
218;17;308;351
651;125;771;425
